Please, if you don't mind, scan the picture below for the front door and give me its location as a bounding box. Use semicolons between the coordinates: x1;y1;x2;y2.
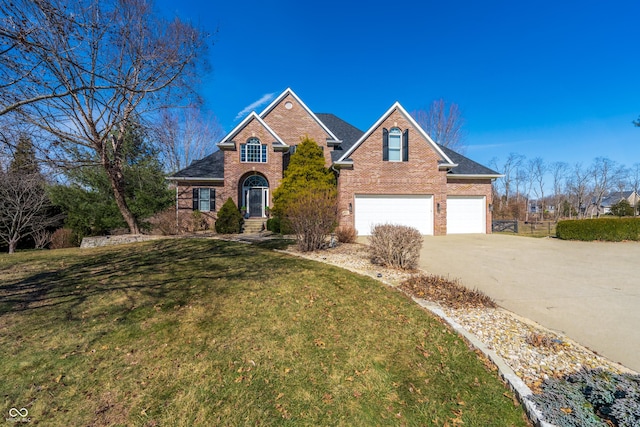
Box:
248;188;263;217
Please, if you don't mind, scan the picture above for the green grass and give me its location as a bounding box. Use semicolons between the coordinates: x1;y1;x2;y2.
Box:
0;239;529;426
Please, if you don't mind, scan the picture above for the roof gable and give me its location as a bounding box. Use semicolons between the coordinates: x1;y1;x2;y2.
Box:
259;88;341;143
336;102;455;166
218;111;287;147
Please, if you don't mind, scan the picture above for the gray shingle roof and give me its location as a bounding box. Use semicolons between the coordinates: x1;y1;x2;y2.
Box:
167;116;498;180
601;191;636;207
169;149;224;179
315;113;365;162
438;144;500;176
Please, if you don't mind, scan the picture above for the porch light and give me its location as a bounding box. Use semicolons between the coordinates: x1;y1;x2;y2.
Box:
436;203;441;214
349;203;353;214
489;204;493;212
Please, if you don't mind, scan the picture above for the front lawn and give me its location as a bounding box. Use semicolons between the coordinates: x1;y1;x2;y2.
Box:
0;239;529;426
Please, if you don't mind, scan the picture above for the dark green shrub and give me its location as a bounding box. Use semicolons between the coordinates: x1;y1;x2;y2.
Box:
529;368;640;427
610;199;635;217
369;224;423;270
266;216;293;234
556;218;640;241
215;198;243;234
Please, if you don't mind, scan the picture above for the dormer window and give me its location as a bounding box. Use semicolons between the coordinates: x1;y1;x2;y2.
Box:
241;137;267;163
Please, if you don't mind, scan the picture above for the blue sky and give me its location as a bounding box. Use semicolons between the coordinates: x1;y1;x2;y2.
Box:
159;0;640;170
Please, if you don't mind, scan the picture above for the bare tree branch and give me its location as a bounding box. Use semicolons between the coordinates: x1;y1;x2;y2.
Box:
0;0;208;234
412;99;466;153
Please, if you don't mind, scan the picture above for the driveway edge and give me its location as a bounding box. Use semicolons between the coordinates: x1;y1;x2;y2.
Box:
411;298;556;427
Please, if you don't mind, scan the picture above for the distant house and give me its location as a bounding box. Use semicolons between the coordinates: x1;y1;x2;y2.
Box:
587;191;640;216
167;88;502;235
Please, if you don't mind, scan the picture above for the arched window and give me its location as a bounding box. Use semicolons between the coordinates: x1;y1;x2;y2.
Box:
241;137;267;163
243;175;268;188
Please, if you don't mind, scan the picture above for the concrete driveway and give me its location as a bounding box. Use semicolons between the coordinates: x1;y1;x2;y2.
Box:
419;234;640;372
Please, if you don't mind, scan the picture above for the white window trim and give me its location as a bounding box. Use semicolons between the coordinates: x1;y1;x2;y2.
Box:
241;137;268;163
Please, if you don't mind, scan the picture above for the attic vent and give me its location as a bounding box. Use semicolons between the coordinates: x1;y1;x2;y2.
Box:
285;101;293;110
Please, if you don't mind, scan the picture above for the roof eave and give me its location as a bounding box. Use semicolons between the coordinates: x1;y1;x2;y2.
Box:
447;173;503;180
438;163;458;170
332;160;354;170
166;177;225;182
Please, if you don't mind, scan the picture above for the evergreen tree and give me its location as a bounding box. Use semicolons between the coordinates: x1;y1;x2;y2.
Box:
9;135;39;175
49;124;173;237
215;198;244;234
272;137;336;219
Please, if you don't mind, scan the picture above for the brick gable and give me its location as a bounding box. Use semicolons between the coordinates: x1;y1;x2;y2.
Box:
337;108;450;234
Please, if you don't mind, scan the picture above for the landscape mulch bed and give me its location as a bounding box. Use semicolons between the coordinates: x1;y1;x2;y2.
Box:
399;274;497;309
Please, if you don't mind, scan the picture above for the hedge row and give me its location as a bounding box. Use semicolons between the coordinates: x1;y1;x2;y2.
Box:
556;218;640;241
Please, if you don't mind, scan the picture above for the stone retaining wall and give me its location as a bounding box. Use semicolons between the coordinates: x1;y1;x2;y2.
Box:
80;235;165;248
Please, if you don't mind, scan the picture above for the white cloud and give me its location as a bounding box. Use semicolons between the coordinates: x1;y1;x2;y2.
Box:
234;93;276;120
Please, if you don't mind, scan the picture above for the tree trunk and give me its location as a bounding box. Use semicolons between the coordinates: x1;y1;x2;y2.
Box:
103;159;141;235
8;237;18;254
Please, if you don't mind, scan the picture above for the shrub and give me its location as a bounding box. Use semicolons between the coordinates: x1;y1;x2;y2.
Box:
610;199;635;217
286;189;338;252
529;368;640;427
266;216;293;234
190;210;208;232
335;225;357;243
369;224;422;270
50;228;79;249
556;218;640;241
215;198;244;234
149;206;178;235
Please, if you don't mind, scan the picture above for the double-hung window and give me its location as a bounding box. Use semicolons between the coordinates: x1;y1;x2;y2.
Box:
388;128;402;161
383;127;409;162
193;188;215;212
241;137;267;163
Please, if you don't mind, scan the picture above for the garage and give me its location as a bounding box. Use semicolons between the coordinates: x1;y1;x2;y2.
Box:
354;194;433;235
446;196;486;234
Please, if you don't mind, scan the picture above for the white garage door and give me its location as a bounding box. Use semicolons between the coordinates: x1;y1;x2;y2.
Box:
447;196;486;234
354;195;433;236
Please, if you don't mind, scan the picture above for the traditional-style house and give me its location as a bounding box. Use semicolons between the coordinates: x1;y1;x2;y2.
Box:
168;88;501;235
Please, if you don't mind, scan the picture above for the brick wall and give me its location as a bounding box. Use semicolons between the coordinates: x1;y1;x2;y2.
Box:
262;93;334;165
337;109;450;235
446;178;494;233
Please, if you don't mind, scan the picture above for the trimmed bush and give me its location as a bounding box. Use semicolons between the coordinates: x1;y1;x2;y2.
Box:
556;218;640;241
215;198;244;234
335;225;357;243
369;224;422;270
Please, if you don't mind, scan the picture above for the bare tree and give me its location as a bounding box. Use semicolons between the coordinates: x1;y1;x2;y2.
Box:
630;163;640;216
549;161;568;220
412;99;466;152
0;172;61;253
589;157;621;218
0;0;208;234
527;157;547;220
490;153;524;205
153;106;224;173
566;162;591;219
